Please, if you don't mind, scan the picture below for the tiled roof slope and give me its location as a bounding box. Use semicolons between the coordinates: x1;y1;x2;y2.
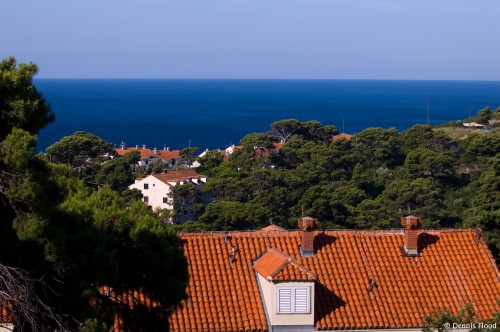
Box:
168;229;500;332
260;224;286;232
156;149;181;161
152;170;206;184
115;147;181;161
115;147;156;159
331;133;353;140
0;303;12;324
253;247;316;281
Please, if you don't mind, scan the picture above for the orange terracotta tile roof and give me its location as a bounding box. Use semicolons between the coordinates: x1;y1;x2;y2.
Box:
254;247;317;281
115;147;156;159
102;288;161;332
0;303;12;324
156;149;181;161
115;147;180;161
331;133;353;140
106;228;500;331
151;170;207;184
260;224;286;232
176;229;500;331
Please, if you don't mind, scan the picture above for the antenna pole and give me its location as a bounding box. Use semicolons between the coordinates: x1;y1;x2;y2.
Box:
426;96;430;125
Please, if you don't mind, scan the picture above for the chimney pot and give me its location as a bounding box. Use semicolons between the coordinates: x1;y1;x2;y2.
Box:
298;216;317;256
401;216;421;256
143;144;146;149
401;215;421;229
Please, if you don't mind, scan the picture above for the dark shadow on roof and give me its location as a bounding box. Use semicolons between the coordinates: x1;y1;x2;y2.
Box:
314;232;337;254
314;281;346;324
418;232;440;254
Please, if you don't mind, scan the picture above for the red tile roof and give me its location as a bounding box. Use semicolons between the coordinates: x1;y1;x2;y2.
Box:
0;303;12;325
331;133;353;141
106;228;500;331
156;149;181;161
115;147;180;161
115;147;156;159
254;247;317;281
151;170;207;184
260;224;286;232
176;229;500;331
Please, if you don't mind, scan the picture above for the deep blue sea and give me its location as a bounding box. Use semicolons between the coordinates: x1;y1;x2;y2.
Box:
34;79;500;152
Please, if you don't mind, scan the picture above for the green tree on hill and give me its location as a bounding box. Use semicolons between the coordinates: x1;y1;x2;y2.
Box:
477;106;492;125
0;57;188;330
270;119;302;144
0;56;55;140
179;146;199;168
462;157;500;261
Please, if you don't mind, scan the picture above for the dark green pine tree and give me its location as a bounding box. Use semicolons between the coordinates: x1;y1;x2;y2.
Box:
0;56;188;331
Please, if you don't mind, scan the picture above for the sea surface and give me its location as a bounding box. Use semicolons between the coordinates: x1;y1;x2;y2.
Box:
34;79;500;152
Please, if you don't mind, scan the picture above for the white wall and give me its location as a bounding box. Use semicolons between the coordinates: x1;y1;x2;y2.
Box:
129;175;209;223
257;274;315;328
129;176;172;210
0;324;14;331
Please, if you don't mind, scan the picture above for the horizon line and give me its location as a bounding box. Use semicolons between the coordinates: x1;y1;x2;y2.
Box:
34;77;500;82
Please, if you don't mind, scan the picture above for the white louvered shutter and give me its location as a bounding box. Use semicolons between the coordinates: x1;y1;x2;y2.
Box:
277;288;292;313
277;286;310;314
294;287;309;313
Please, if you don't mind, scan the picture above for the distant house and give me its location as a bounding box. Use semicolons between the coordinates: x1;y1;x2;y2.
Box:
105;215;500;331
115;144;181;168
224;144;242;156
462;122;485;129
128;169;208;223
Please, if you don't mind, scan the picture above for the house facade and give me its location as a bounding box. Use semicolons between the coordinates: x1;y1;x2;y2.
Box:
128;170;208;223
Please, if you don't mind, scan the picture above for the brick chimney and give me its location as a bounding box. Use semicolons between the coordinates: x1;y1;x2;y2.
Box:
401;215;421;257
298;216;318;256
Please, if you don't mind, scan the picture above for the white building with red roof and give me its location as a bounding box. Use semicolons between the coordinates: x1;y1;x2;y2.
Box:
129;170;208;223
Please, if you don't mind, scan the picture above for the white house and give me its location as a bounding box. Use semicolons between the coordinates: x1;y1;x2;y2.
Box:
129;169;208;223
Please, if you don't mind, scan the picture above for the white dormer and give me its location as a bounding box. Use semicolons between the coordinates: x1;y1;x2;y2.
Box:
253;248;316;331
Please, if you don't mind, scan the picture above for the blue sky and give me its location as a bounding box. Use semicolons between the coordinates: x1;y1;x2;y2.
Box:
1;0;499;79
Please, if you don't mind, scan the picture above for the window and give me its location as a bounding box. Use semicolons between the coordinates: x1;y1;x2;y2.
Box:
144;183;149;189
276;286;310;314
143;196;149;203
163;197;168;204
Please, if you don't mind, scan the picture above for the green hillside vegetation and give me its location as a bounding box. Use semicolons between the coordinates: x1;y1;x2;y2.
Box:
188;111;500;263
1;57;188;330
435;106;500;139
3;56;498;328
41;84;499;267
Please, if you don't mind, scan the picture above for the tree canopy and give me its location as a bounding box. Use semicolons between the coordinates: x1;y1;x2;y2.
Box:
0;57;188;330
